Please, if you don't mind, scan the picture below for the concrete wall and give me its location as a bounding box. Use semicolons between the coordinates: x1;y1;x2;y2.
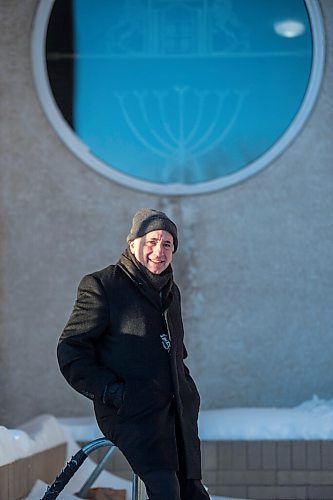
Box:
1;0;332;427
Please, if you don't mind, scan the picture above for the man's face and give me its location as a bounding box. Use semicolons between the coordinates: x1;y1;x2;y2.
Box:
130;230;174;274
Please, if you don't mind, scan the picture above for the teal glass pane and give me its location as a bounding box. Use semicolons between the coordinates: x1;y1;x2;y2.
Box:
73;0;312;184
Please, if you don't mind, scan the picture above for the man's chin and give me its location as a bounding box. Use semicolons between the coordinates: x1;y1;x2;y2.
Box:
147;264;164;274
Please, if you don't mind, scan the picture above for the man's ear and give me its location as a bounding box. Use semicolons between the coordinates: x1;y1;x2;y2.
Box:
129;241;135;254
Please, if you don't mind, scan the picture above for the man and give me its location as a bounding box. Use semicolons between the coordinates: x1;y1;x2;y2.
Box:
57;208;210;500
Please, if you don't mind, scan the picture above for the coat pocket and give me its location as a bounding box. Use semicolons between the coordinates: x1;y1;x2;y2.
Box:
116;383;130;416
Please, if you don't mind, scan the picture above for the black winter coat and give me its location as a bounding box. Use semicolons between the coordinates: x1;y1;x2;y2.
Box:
57;262;202;477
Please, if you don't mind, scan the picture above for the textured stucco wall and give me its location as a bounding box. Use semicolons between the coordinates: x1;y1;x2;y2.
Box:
1;1;332;427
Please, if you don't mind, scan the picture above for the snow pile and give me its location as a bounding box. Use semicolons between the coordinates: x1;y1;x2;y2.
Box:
59;395;333;443
0;414;66;466
199;395;333;440
58;416;104;442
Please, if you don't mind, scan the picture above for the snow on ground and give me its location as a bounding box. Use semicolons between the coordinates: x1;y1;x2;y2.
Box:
0;415;66;467
57;395;333;443
1;396;333;499
198;395;333;440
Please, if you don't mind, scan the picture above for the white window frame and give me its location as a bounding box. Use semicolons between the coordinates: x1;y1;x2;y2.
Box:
31;0;325;195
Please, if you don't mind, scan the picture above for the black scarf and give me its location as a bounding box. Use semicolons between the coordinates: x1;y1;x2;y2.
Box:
117;248;174;310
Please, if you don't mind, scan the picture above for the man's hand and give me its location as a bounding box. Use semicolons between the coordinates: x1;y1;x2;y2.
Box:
102;382;125;408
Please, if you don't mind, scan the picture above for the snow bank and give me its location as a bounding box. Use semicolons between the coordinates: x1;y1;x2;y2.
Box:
2;396;333;468
58;416;103;442
199;395;333;440
0;414;66;466
59;395;333;443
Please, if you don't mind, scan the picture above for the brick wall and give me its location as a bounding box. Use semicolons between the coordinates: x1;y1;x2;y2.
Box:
93;440;333;499
201;440;333;499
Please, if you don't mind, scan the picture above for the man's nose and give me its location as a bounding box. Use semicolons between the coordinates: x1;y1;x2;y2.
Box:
153;242;164;256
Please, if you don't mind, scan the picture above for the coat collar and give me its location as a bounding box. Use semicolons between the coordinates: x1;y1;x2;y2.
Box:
117;249;174;312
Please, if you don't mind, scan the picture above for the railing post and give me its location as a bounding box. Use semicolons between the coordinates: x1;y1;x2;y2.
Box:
132;473;146;500
76;445;116;498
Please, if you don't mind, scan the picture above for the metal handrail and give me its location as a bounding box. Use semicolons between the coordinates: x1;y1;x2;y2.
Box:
42;437;146;500
76;443;117;498
131;472;147;499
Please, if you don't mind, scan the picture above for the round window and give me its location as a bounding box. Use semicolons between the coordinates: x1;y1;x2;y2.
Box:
32;0;324;194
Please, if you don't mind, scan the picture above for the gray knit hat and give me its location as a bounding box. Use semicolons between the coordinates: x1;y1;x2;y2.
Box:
127;208;178;252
